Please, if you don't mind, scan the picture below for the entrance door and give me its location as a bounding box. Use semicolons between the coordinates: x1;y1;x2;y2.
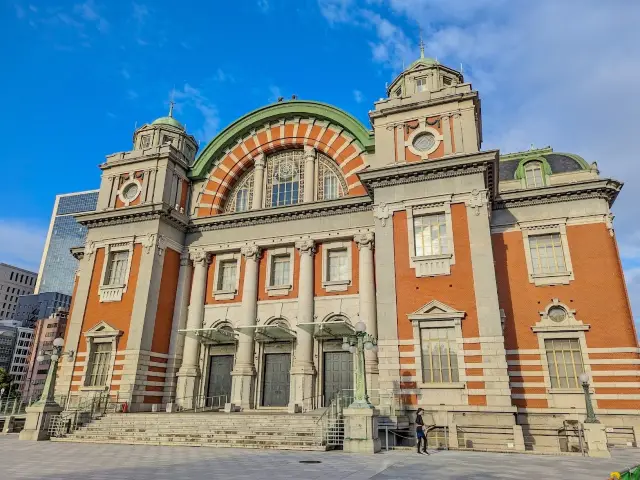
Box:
323;351;353;406
206;355;233;407
262;353;291;407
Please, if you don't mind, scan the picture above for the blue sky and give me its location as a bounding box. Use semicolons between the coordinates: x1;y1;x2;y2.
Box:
1;0;640;329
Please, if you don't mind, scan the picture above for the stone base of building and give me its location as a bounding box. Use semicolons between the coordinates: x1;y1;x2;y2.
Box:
19;402;63;441
343;407;382;454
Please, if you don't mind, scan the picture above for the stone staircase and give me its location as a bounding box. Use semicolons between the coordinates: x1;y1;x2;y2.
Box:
51;412;328;451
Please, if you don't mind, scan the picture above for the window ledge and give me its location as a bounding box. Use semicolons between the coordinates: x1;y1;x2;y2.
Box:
530;271;572;286
322;279;350;292
411;254;453;278
79;386;108;392
98;285;125;303
418;382;466;389
213;289;237;301
266;285;292;297
548;388;587;395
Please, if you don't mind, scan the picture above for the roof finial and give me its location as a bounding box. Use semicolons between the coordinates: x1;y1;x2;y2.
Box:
419;28;425;59
168;87;176;117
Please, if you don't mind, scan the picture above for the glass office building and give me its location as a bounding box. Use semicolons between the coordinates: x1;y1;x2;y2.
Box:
35;190;98;296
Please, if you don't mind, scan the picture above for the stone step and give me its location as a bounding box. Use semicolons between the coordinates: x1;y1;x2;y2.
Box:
74;428;323;438
68;432;324;443
52;437;327;451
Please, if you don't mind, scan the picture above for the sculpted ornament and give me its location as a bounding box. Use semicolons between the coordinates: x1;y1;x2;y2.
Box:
190;250;212;265
354;232;374;251
85;241;96;260
180;251;191;267
295;239;316;256
141;233;157;254
241;244;262;261
373;202;391;227
467;189;488;216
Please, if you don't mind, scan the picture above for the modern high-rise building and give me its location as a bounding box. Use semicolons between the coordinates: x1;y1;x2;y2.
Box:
35;190;98;297
14;292;71;329
0;263;37;321
8;326;34;389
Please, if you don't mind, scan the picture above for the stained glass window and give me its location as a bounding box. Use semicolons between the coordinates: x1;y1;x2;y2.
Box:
265;150;305;207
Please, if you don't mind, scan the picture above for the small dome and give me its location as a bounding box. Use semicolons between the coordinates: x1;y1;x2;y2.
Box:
152;115;185;131
407;57;438;70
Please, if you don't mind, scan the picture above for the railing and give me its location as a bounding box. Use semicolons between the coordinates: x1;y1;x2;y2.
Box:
0;396;27;416
521;421;586;454
172;395;228;413
48;392;110;438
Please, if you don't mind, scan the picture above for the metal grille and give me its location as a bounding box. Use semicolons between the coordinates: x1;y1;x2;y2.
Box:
225;170;254;212
317;153;347;201
265;150;305;207
544;338;584;389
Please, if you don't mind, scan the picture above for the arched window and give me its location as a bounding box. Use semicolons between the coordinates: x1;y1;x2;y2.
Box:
265;150;305;207
524;161;544;188
317;153;347;201
225;170;254;213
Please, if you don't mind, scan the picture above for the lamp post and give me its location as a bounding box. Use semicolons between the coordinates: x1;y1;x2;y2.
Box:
342;321;378;409
33;337;73;407
578;372;599;424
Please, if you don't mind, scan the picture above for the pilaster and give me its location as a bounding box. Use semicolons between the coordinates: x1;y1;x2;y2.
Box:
252;154;265;210
303;146;316;202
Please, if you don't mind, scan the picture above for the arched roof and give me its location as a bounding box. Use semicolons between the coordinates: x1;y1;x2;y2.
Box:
499;147;591;181
189;100;374;179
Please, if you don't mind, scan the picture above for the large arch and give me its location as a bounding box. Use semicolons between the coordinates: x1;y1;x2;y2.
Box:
189;100;374;217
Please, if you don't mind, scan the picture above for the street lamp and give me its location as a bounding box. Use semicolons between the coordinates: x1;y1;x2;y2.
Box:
33;337;73;407
342;321;378;409
578;372;599;424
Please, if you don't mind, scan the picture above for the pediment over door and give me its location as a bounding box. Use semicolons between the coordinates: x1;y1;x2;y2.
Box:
84;321;123;338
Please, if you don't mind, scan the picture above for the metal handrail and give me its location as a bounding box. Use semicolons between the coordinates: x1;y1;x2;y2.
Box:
172;395;228;413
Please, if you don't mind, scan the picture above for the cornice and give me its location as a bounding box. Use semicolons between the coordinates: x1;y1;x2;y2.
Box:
76;203;189;230
493;179;622;209
101;145;190;171
369;91;478;120
358;150;498;200
188;195;372;233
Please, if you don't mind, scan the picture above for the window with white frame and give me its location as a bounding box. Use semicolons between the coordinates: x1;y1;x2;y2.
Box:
524;161;544;188
217;260;237;291
266;150;304;207
317;154;347;201
544;338;584;389
86;342;112;387
414;214;449;257
327;248;349;281
416;77;428;92
225;170;254;213
420;327;459;383
270;255;291;287
104;251;129;286
529;233;566;275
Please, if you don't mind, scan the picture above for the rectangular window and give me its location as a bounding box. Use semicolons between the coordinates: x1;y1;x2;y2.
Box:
529;234;566;274
394;87;402;97
525;163;544;188
86;342;112;387
217;260;237;291
140;134;151;148
442;76;453;86
545;338;584;389
327;249;349;281
270;255;290;287
104;251;129;286
414;214;449;257
162;135;173;145
420;327;459;383
416;78;428;92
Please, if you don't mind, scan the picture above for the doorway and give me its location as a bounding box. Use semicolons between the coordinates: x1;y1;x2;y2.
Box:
206;355;233;407
323;351;353;406
261;353;291;407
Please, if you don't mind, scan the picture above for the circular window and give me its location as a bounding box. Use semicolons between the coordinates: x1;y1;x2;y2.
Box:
548;307;567;323
122;182;140;201
276;161;297;181
412;132;436;152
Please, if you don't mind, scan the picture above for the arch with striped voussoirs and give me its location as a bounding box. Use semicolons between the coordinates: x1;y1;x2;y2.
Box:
189;100;374;217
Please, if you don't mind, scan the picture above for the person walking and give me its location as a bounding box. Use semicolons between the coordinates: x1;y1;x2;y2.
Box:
416;408;429;455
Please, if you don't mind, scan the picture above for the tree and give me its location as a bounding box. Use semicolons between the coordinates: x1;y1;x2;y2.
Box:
0;367;11;394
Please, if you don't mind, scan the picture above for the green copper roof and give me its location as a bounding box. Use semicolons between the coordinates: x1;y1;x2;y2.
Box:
408;57;438;69
189;100;374;180
151;116;185;131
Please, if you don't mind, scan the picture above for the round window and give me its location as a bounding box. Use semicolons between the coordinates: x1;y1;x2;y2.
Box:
276;161;297;181
412;132;436;152
548;306;567;323
122;182;140;201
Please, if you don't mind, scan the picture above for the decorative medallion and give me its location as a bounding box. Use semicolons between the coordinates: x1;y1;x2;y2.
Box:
412;132;436;152
276;160;297;181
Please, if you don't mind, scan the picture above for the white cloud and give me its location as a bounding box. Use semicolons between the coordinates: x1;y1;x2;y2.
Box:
319;0;640;325
268;85;283;103
0;219;47;272
73;0;109;33
121;68;131;80
173;84;221;142
132;2;149;24
353;89;363;103
257;0;269;13
213;68;234;83
127;89;139;100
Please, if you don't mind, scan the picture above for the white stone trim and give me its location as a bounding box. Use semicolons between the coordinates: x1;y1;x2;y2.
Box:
406;197;455;278
265;246;294;296
519;219;574;286
321;240;352;292
532;298;590;333
98;239;135;302
212;251;241;300
117;178;142;206
405;120;443;159
80;321;122;391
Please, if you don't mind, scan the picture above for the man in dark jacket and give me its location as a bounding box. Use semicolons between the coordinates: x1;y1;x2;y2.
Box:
416;408;429;454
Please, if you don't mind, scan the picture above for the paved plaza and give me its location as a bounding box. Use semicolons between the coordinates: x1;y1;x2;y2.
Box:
0;436;639;479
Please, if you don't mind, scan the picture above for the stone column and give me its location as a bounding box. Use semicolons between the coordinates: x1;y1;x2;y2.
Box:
251;154;266;210
354;232;379;394
303;146;316;202
290;240;316;412
230;244;261;410
164;252;192;407
175;251;210;409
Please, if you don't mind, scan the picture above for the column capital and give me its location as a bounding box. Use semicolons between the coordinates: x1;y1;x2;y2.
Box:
180;251;191;266
354;232;375;251
303;145;316;161
253;154;266;169
190;250;212;265
241;244;262;261
295;239;316;256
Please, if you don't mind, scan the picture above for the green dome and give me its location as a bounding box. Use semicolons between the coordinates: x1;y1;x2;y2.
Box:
408;57;438;70
152;116;185;131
